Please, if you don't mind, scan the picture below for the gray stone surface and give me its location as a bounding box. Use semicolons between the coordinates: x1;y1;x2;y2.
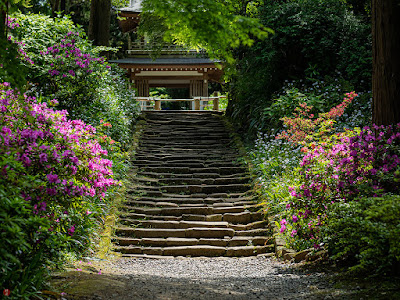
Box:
62;257;357;300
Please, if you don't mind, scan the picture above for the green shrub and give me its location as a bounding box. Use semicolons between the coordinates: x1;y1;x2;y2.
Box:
325;195;400;276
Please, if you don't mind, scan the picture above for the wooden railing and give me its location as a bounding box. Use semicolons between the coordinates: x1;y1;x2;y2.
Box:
134;96;226;111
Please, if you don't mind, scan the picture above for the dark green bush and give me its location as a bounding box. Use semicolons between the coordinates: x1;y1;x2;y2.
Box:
227;0;371;133
0;154;64;299
325;195;400;276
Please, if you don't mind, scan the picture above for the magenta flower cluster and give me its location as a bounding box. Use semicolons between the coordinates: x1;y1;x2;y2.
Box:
1;82;119;237
282;123;400;247
42;32;109;79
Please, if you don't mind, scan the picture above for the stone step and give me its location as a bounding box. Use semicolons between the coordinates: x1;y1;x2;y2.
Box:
140;135;230;141
113;236;272;248
126;190;253;200
141;133;229;139
136;172;248;179
133;161;240;168
119;219;267;231
113;245;274;257
132;176;250;186
128;184;251;194
115;227;235;238
135;148;238;154
118;220;229;229
124;199;256;208
119;205;258;216
134;155;238;161
234;228;271;236
137;166;248;175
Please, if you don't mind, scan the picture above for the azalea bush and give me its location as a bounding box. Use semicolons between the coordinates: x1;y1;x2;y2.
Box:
251;88;400;275
0;83;120;298
265;77;372;130
7;13;139;149
281;122;400;249
270;92;400;275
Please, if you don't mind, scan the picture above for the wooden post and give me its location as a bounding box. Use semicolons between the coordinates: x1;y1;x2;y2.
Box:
194;99;200;110
213;98;219;111
155;100;161;110
212;92;219;111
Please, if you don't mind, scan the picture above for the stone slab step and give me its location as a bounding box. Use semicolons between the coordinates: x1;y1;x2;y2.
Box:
118;219;229;229
132;177;250;186
136;172;248;179
222;211;264;223
129;195;255;203
114;245;274;257
134;161;240;168
129;184;251;194
120;205;258;216
234;228;271;236
125;199;256;208
137;166;246;174
115;227;235;238
114;235;272;248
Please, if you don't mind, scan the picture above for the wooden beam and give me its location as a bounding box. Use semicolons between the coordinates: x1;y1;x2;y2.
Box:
149;83;190;88
131;75;204;81
118;63;220;70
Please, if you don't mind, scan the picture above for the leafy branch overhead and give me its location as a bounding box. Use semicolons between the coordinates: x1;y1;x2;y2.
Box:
139;0;273;62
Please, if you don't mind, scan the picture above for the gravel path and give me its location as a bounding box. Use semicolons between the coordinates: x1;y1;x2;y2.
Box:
57;256;358;300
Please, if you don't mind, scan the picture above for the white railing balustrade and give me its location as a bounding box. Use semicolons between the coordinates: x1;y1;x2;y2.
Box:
134;96;226;111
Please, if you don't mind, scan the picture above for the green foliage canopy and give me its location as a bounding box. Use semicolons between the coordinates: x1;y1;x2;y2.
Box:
139;0;273;62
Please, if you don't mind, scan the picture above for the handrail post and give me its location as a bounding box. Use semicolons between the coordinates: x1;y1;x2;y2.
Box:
155;99;161;110
194;98;200;110
213;98;219;111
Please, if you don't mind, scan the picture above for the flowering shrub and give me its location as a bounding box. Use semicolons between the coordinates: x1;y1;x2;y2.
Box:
0;83;120;297
265;77;372;131
276;91;357;147
252;86;400;276
8;13;139;149
276;95;400;250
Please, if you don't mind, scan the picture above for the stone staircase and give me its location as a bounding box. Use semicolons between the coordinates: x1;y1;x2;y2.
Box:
113;111;273;257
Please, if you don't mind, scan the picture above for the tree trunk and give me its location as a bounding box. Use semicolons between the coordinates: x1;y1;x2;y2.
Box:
372;0;400;125
88;0;111;47
0;1;8;39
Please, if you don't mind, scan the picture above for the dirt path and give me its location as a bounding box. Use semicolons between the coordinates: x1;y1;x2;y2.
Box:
52;256;361;300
